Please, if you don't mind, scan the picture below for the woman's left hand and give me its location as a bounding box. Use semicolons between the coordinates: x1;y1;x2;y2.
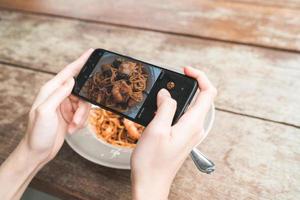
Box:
0;49;94;200
23;48;93;164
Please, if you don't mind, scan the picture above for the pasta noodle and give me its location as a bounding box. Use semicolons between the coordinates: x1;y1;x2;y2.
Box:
82;58;148;112
89;108;145;148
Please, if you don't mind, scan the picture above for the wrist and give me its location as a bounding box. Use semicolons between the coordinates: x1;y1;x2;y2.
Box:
131;172;172;200
0;139;45;199
18;138;48;169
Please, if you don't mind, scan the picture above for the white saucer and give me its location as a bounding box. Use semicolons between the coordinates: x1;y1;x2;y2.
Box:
66;104;215;169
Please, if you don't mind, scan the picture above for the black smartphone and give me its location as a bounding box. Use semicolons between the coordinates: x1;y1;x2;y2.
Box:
72;49;198;126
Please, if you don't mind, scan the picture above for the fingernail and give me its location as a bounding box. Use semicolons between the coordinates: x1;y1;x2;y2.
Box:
68;124;77;134
158;88;170;97
186;66;193;71
73;116;80;125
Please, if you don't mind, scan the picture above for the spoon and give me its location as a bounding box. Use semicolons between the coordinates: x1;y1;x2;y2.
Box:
190;148;215;174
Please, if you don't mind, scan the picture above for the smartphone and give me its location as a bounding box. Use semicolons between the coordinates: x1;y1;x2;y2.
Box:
72;49;198;126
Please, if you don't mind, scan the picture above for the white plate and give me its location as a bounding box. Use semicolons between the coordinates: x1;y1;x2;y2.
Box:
66;104;215;170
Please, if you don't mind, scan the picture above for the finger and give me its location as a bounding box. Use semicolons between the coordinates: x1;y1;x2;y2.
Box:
32;49;93;108
182;67;216;118
69;94;80;102
176;67;216;133
39;78;75;111
184;67;214;92
149;89;177;127
60;98;75;124
54;48;94;82
78;103;91;128
72;100;91;125
71;100;79;112
68;101;91;134
68;122;78;134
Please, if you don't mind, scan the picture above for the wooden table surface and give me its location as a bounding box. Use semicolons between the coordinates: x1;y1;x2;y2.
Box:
0;1;299;199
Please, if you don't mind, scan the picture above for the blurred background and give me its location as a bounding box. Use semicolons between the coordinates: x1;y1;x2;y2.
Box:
0;0;299;199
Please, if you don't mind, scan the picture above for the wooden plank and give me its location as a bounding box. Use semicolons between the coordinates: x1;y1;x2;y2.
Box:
0;64;299;199
0;10;299;127
222;0;300;9
0;0;300;51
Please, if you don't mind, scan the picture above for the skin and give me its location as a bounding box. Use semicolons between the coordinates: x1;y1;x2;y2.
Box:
0;49;216;200
0;49;94;200
131;67;217;200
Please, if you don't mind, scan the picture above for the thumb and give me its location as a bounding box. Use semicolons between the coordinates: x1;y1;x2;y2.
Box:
150;89;177;127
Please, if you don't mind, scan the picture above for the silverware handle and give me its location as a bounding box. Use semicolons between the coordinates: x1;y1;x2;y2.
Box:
190;148;215;174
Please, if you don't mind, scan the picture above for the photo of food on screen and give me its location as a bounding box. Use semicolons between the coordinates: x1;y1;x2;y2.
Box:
79;52;162;118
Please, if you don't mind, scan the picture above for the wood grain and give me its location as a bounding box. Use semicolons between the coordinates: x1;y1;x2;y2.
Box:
0;0;300;51
223;0;300;9
0;10;299;127
0;64;299;199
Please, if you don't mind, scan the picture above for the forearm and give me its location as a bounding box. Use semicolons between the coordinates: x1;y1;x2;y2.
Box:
131;173;171;200
132;185;170;200
0;139;44;200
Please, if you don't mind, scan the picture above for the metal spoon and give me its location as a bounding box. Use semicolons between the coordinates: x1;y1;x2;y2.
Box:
190;148;215;174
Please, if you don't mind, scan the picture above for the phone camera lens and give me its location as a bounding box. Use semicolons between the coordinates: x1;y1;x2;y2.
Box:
167;81;175;90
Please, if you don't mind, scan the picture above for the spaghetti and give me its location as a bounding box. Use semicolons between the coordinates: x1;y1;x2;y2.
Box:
82;58;148;112
89;108;145;148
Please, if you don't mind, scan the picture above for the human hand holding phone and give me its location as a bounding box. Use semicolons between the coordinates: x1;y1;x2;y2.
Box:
131;67;217;200
24;49;94;163
72;49;198;127
0;49;93;200
0;49;216;200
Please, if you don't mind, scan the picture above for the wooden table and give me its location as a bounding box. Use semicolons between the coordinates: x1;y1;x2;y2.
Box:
0;1;299;199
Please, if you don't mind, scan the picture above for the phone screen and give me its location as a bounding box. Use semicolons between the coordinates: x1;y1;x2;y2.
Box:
79;51;162;118
73;49;197;126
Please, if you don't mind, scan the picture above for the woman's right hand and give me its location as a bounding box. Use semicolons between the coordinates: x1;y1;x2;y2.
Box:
131;67;217;200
